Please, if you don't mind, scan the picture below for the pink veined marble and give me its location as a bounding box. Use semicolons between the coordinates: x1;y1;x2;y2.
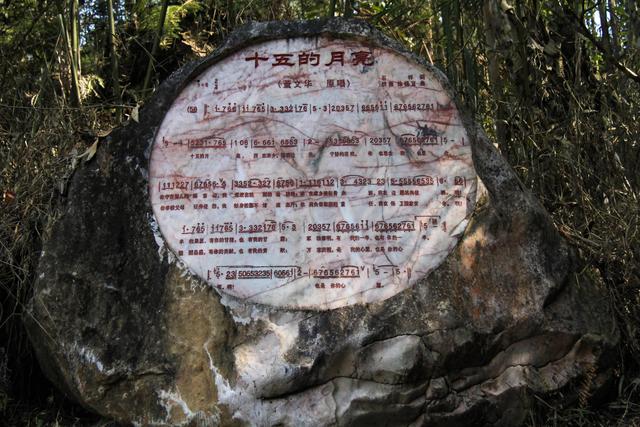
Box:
149;36;477;310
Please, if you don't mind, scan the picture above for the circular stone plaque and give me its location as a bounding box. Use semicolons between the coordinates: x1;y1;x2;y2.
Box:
149;35;477;310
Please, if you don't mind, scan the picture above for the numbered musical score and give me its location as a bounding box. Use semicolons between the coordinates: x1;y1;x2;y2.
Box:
149;36;478;310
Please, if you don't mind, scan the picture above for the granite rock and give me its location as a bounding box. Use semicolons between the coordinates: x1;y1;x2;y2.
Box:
26;18;618;426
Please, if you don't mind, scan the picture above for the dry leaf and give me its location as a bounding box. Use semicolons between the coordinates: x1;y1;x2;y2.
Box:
78;139;99;162
3;190;16;205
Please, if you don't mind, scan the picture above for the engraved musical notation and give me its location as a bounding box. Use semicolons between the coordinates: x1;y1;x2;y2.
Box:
149;36;477;310
156;173;468;193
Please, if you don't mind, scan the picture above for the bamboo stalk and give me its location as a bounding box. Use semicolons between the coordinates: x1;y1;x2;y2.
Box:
455;0;476;105
483;1;508;154
430;1;443;66
143;0;170;93
441;0;456;85
598;0;612;53
108;0;122;121
626;0;640;50
58;14;82;107
70;0;80;75
608;0;620;55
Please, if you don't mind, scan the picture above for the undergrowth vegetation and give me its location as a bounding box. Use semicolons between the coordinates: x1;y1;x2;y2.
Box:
1;0;639;425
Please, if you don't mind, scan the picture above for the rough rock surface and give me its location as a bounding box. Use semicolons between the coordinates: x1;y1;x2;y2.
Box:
26;19;618;426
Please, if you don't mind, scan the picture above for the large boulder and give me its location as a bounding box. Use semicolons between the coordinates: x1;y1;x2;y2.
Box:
26;19;618;426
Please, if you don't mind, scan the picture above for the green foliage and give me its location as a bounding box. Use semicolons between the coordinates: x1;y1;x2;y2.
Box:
138;0;202;47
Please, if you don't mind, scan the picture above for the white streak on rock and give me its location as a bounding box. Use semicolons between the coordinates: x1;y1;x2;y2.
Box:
157;389;195;420
76;345;104;373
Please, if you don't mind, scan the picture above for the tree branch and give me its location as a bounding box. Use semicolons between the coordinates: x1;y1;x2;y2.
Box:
565;5;640;83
